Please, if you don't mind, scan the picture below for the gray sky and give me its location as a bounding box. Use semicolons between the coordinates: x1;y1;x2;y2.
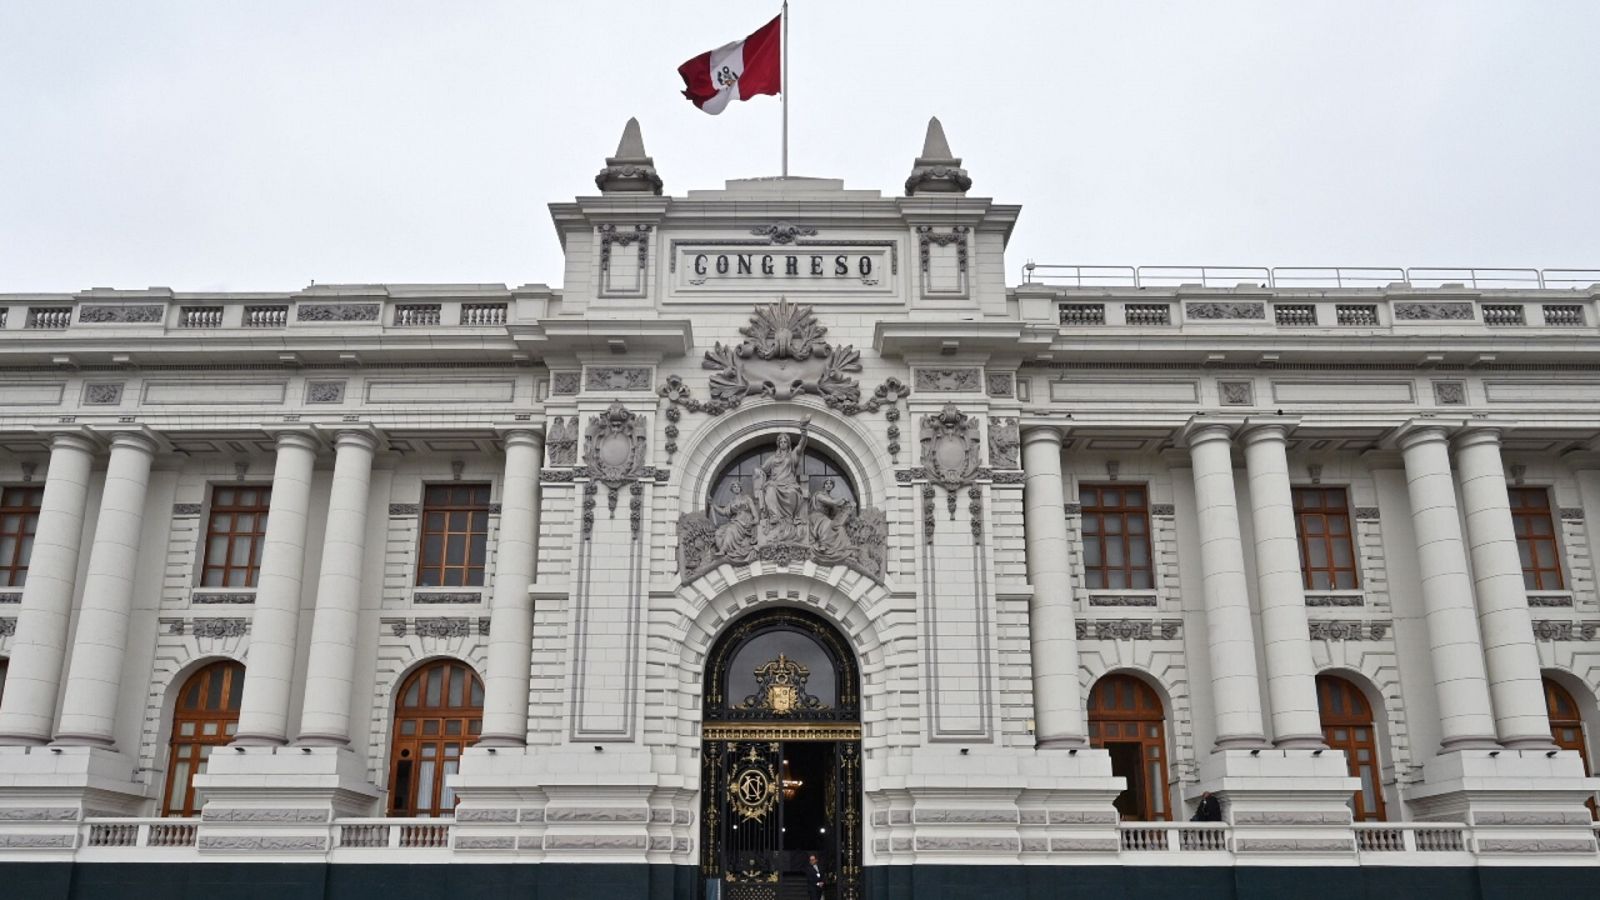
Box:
3;1;1597;293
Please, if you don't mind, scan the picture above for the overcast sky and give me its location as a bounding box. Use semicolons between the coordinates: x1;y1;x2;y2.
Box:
2;1;1597;294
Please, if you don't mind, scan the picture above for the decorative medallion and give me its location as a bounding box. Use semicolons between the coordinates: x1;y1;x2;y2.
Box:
728;746;780;822
583;403;647;489
702;298;862;403
920;404;982;493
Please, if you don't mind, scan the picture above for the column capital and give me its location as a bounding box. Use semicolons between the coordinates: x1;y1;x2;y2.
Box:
96;427;163;456
1452;426;1506;452
317;425;382;453
1180;417;1243;448
1239;416;1300;447
266;427;323;454
33;427;99;455
496;426;546;447
1019;425;1065;448
1388;416;1465;452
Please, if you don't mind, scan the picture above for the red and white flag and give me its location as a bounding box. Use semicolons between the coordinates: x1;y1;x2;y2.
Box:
677;14;781;115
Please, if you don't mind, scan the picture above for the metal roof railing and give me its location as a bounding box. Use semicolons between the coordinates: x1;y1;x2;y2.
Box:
1020;263;1600;291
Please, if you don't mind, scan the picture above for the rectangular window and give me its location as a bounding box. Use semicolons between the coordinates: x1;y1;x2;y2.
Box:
1510;488;1564;590
200;486;271;588
1079;484;1154;590
0;486;46;588
416;484;491;587
1293;487;1359;590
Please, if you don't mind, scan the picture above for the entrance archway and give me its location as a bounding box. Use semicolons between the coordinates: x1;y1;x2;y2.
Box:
701;607;862;900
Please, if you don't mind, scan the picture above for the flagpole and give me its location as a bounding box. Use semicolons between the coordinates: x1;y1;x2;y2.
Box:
781;0;789;177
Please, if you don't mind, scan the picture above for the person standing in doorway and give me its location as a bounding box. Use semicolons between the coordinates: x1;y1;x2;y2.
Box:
807;853;825;900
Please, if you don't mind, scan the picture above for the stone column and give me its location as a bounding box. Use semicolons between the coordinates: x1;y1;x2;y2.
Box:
233;430;319;746
1241;424;1325;748
54;431;159;746
479;429;544;746
1021;426;1086;748
1397;426;1499;749
295;430;378;746
0;433;97;745
1186;423;1267;749
1454;428;1554;749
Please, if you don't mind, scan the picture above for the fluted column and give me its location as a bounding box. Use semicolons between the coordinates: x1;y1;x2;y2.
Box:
479;429;544;746
233;430;319;746
1021;426;1086;748
1455;428;1554;749
295;430;378;746
54;431;159;746
0;433;97;745
1241;424;1325;748
1397;426;1499;750
1186;423;1268;749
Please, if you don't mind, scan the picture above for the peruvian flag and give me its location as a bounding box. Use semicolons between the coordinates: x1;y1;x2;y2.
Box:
678;14;781;115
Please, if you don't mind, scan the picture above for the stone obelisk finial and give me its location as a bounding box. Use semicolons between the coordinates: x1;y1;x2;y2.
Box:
904;116;972;196
595;117;663;195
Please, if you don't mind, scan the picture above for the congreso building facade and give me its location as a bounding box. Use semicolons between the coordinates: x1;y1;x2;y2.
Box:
1;119;1599;899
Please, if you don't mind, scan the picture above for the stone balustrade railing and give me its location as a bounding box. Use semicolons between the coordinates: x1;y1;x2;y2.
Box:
13;818;1591;864
0;298;513;334
1028;290;1600;333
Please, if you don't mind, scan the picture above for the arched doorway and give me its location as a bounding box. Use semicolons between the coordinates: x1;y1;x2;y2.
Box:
1316;673;1386;821
1543;676;1597;819
163;660;244;816
701;607;861;900
387;658;483;817
1087;673;1170;821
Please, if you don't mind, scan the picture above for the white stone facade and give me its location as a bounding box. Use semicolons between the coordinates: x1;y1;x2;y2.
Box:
0;121;1599;883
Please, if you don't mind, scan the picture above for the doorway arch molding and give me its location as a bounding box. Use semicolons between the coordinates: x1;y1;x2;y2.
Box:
649;567;918;757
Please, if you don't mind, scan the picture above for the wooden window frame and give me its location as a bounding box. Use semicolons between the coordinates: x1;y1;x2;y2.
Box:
1543;677;1597;819
1316;674;1387;822
163;660;244;817
414;483;492;588
199;485;271;588
1087;673;1170;822
1293;487;1360;591
0;485;45;589
1078;484;1155;591
1510;488;1565;591
388;659;484;818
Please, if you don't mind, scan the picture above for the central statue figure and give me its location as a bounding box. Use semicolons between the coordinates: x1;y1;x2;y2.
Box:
753;416;810;543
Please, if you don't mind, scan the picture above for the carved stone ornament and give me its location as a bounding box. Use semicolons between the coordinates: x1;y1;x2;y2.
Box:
1075;619;1181;641
191;618;248;639
677;423;887;584
1307;620;1390;641
584;367;652;392
546;416;578;466
83;382;124;405
414;617;471;639
1432;381;1467;405
702;298;863;405
582;403;647;489
1532;620;1600;642
296;303;380;322
1394;302;1474;321
305;381;345;404
1186;302;1265;320
914;368;981;392
920;404;982;492
550;372;581;396
78;304;163;324
750;222;817;244
989;417;1020;469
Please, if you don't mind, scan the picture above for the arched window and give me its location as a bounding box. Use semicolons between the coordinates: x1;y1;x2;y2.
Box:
1087;674;1169;821
388;659;484;818
163;660;244;817
1317;674;1386;821
706;442;857;525
1544;677;1597;819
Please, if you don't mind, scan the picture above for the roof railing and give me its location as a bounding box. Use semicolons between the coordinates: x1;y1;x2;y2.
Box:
1021;263;1600;290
